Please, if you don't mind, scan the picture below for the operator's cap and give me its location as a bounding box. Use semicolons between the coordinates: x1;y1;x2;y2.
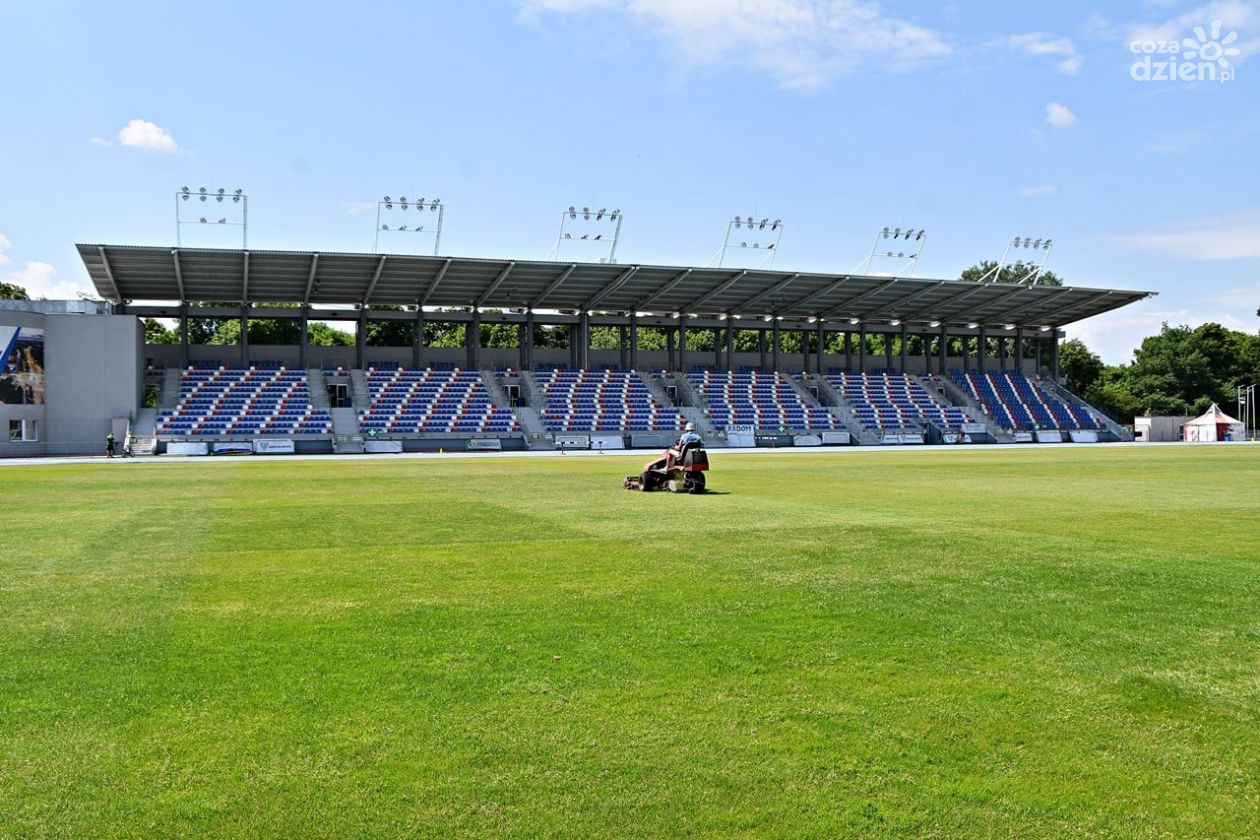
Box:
685;422;695;431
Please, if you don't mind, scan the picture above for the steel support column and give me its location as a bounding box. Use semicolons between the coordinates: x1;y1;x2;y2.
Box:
816;321;825;375
900;323;908;373
619;326;629;370
713;328;722;369
939;324;947;375
667;328;676;371
884;330;893;371
758;330;767;371
629;313;639;371
524;311;535;371
299;309;309;368
677;317;688;372
844;330;852;372
240;307;249;367
726;322;735;372
179;306;190;370
472;311;484;370
413;308;425;369
1052;332;1061;381
977;327;987;373
998;335;1007;372
1014;333;1024;375
578;311;590;369
772;320;780;372
858;324;867;374
356;313;366;370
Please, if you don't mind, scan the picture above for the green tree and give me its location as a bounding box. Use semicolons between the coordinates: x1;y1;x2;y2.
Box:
143;318;178;345
1058;339;1104;395
960;260;1064;286
0;282;29;300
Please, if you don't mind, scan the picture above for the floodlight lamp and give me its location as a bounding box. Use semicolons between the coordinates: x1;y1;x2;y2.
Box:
775;315;784;321
967;321;979;329
760;218;768;229
849;317;860;325
734;219;741;228
431;198;440;208
399;225;408;231
400;199;408;210
381;224;390;231
773;219;782;229
216;194;223;203
181;193;189;201
929;320;941;328
890;319;901;326
564;233;572;239
234;189;242;196
752;242;760;249
217;187;225;196
746;216;754;227
882;227;890;237
897;251;905;258
893;227;902;238
218;218;227;224
741;241;748;248
199;217;207;223
581;234;589;240
1011;236;1021;246
383;195;391;202
597;208;606;220
583;207;590;220
1022;237;1032;248
611;209;620;219
181;186;190;194
594;234;602;240
1004;323;1016;331
1043;239;1052;248
808;316;817;323
916;230;925;240
385;200;393;209
1040;325;1052;332
767;244;775;250
417;226;424;232
1032;238;1042;249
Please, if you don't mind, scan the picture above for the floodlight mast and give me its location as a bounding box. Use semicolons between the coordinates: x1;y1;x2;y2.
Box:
373;195;445;255
978;236;1054;283
711;216;784;269
174;186;247;248
549;206;622;264
859;226;927;276
1239;384;1257;439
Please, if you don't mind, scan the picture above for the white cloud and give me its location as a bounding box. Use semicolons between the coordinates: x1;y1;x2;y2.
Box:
1126;1;1260;63
1068;301;1256;364
1005;32;1082;73
0;233;10;268
95;119;181;153
1019;185;1058;197
1045;101;1078;128
1101;212;1260;260
518;0;952;90
2;260;92;301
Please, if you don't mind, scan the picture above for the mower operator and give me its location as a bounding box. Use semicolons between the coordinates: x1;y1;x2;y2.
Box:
666;422;702;469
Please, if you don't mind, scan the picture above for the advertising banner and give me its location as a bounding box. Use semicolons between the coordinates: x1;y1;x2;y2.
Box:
467;439;503;451
554;435;590;450
0;326;45;406
253;439;296;454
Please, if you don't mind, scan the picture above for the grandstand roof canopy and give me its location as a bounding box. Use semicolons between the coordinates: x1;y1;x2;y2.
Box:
78;244;1152;328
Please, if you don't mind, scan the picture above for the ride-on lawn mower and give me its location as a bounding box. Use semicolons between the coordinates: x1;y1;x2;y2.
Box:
623;440;709;493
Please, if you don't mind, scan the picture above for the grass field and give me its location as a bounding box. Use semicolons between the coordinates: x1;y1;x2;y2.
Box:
2;446;1259;838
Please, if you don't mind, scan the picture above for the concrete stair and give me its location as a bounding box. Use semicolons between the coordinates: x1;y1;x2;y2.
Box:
811;374;879;444
307;369;331;410
160;368;182;409
928;374;1015;442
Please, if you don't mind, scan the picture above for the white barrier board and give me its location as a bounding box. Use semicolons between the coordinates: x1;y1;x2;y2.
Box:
1069;431;1099;443
1013;432;1035;442
365;440;404;453
590;435;625;451
820;431;851;446
793;434;823;447
253;439;295;455
212;442;253;456
166;441;208;456
554;435;590;450
962;423;987;434
1035;430;1065;443
727;433;756;447
466;439;503;451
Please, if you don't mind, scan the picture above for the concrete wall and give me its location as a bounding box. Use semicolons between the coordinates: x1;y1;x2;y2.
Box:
0;312;142;457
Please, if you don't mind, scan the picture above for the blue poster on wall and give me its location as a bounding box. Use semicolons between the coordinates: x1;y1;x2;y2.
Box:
0;326;45;405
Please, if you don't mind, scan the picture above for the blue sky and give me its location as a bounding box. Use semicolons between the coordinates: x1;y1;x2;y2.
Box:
1;0;1257;362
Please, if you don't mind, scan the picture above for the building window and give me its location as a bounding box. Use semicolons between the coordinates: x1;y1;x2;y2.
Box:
8;419;37;441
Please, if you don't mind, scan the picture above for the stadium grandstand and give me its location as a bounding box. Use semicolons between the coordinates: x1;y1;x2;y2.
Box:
0;244;1153;456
